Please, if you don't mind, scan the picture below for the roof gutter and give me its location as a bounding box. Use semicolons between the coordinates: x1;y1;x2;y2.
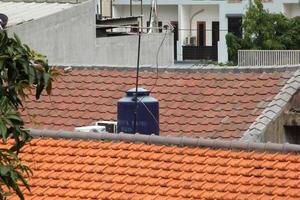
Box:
29;129;300;153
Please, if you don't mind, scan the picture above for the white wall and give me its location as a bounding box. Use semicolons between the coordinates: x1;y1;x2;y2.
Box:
284;3;300;18
114;5;178;28
189;5;219;46
95;33;174;67
9;0;173;67
8;0;96;66
178;5;189;60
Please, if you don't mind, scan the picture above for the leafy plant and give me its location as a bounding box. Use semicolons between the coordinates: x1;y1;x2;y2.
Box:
0;30;59;199
226;33;241;63
226;0;300;64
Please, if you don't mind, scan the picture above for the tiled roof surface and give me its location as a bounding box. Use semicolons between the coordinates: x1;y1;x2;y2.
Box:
243;70;300;142
8;138;300;200
22;68;294;139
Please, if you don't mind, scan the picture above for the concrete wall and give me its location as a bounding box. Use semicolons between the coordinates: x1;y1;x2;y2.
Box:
7;0;173;67
95;0;112;17
284;3;300;18
8;0;96;66
95;33;174;67
114;5;178;26
102;0;112;17
264;91;300;143
178;5;189;60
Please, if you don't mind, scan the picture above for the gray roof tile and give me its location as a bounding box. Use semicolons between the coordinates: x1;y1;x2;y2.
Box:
241;69;300;142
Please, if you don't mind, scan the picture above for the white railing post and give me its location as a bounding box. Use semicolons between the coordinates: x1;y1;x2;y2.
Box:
238;50;300;66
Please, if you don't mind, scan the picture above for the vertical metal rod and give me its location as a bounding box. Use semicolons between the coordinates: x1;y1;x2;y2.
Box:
110;0;113;18
130;0;133;16
141;0;143;32
133;32;141;134
100;0;102;16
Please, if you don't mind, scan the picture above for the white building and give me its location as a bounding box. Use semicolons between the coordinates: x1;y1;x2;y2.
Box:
5;0;173;67
112;0;300;63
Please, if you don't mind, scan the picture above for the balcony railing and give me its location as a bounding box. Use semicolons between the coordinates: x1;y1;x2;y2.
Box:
238;50;300;66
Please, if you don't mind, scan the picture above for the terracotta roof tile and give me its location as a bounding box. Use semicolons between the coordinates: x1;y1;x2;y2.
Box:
21;68;294;139
5;138;300;200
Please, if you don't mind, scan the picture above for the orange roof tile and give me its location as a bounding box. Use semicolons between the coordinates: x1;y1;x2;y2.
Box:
21;67;294;139
7;138;300;200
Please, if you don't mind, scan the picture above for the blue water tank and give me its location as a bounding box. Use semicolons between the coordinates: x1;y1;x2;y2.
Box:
117;88;159;135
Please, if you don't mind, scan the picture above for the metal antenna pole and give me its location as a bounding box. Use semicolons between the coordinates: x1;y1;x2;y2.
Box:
100;0;102;16
141;0;143;15
133;31;141;134
110;0;113;18
141;0;143;32
130;0;133;16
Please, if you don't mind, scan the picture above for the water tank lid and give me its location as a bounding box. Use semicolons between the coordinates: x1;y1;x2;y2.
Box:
126;87;150;97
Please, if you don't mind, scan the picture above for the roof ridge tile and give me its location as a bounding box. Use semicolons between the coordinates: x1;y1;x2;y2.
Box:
241;69;300;142
29;129;300;153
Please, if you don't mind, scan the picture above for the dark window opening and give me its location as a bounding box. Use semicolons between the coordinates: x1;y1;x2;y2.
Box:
147;21;163;33
130;24;139;33
171;21;178;60
228;17;242;37
212;21;219;46
285;126;300;144
197;21;206;46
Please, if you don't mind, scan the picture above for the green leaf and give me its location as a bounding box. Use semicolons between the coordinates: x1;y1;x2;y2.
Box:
35;82;44;99
0;120;8;142
0;166;9;176
46;78;52;95
0;30;56;199
43;72;50;88
7;114;23;124
13;34;21;46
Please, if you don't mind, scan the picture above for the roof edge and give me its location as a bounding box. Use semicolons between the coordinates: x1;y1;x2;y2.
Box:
3;0;86;4
241;69;300;142
56;64;300;74
29;129;300;153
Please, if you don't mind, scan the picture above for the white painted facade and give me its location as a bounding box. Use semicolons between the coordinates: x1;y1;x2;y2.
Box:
113;0;300;63
8;0;173;67
189;5;219;46
284;3;300;18
114;5;178;27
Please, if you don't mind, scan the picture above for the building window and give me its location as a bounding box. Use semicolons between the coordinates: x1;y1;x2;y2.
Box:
212;21;219;46
197;21;206;46
147;21;163;33
130;24;139;33
285;126;300;144
228;16;242;37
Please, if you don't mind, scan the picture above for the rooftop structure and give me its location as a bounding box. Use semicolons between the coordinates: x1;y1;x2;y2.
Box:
21;65;300;143
5;129;300;199
5;0;173;67
113;0;300;62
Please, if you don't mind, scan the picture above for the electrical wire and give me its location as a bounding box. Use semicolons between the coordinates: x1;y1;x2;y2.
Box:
137;28;168;103
133;28;169;133
145;28;168;94
139;99;160;129
97;24;230;32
